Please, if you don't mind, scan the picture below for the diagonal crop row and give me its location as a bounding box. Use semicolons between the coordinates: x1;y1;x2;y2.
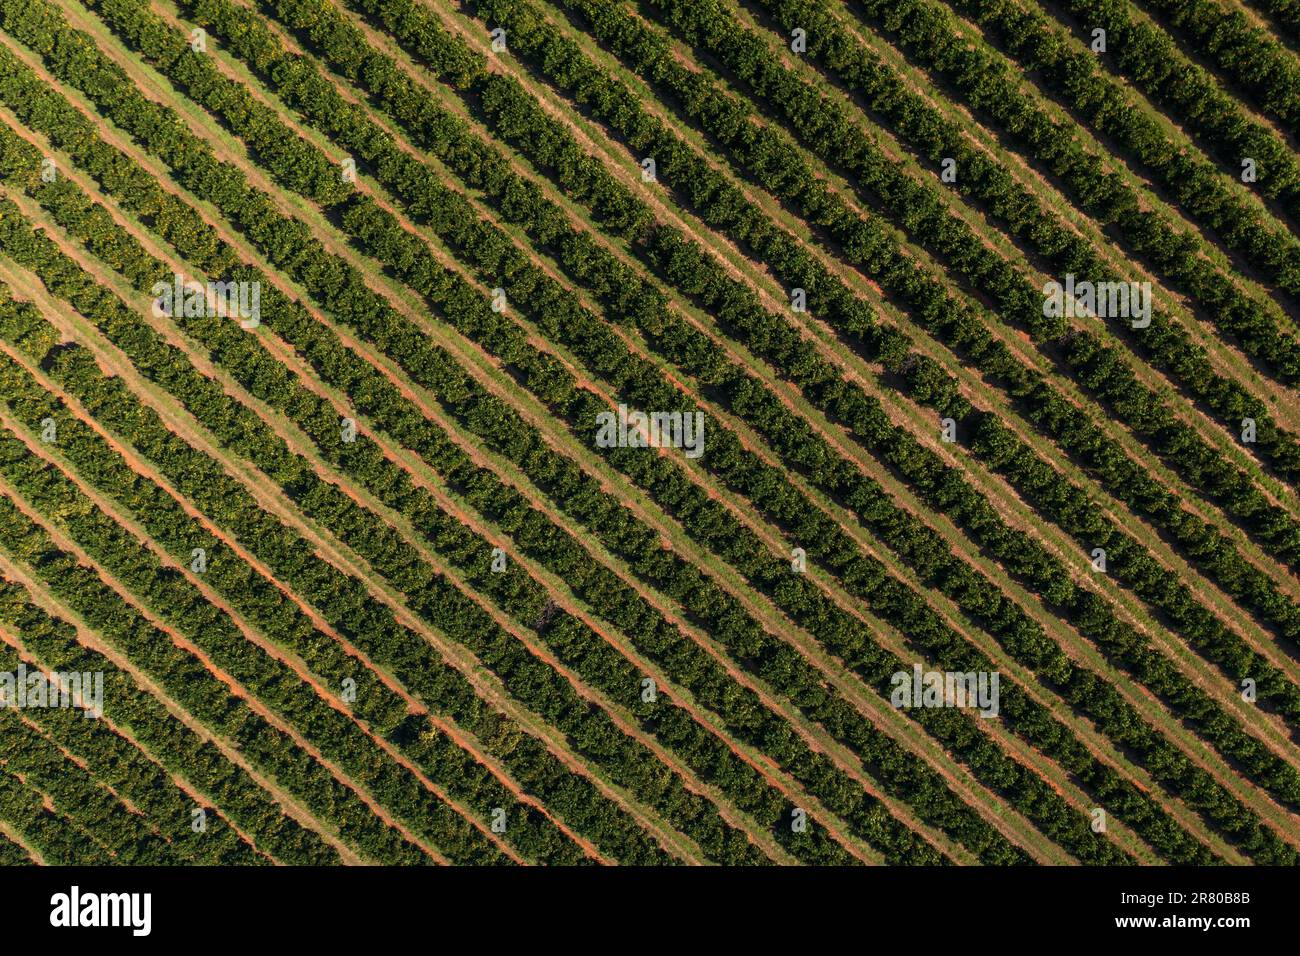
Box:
542;0;1300;536
116;0;1300;858
0;572;344;864
452;0;1300;741
1130;0;1300;137
0;766;113;864
0;461;433;865
0;383;511;865
0;220;808;865
111;0;1268;863
0;1;1133;868
215;0;1300;837
449;0;1300;658
0;629;264;864
2;54;1045;868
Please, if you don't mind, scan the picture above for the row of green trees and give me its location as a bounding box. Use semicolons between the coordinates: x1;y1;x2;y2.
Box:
0;615;261;864
222;0;1163;863
178;0;1297;860
0;341;510;867
1138;0;1300;135
462;0;1300;782
0;369;433;865
0;572;338;864
0;675;181;863
0;215;707;865
338;0;1300;853
189;0;1276;862
48;0;1036;865
957;0;1300;237
0;812;33;864
0;769;112;864
7;1;863;868
619;0;1300;528
0;149;785;868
